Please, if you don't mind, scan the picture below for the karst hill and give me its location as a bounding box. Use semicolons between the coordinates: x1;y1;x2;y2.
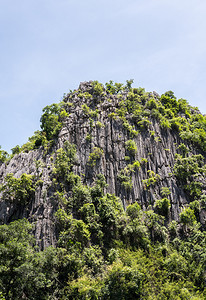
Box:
0;80;206;299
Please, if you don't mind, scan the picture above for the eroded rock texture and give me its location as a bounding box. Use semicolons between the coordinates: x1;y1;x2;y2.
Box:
0;81;206;248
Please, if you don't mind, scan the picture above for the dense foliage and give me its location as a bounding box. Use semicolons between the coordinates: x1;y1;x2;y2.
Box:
0;142;205;299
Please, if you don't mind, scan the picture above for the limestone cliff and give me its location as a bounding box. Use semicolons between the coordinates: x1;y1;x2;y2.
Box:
0;81;206;248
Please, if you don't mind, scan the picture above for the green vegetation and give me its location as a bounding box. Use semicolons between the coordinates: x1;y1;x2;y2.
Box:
160;187;171;197
125;139;137;156
0;173;35;205
7;79;206;156
179;207;197;226
118;168;133;190
173;153;206;200
105;80;134;95
0;146;8;164
1;81;206;298
53;142;77;180
92;80;105;96
0;195;205;299
96;120;104;128
154;198;171;216
142;170;160;189
52;142;80;192
82;104;99;118
87;147;104;167
0;219;63;300
40;103;67;141
11;145;21;155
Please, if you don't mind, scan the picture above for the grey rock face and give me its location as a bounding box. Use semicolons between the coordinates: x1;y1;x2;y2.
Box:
0;81;205;248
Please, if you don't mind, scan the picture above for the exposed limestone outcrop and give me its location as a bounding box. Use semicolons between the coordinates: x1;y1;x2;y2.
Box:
0;81;206;248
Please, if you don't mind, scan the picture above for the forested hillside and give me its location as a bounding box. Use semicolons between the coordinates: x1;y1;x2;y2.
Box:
0;81;206;299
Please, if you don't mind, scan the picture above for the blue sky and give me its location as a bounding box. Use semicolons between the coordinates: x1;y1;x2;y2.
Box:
1;0;206;152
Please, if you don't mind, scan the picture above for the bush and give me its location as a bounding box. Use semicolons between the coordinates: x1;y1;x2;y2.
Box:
72;183;92;211
79;203;103;244
0;147;9;163
142;170;160;189
160;91;178;114
145;98;158;110
40;103;63;141
96;194;124;244
124;221;150;250
160;117;171;129
96;121;104;128
125;140;137;156
82;246;103;274
88;147;103;167
0;173;35;205
154;198;171;216
160;187;171;197
126;202;141;220
11;145;21;155
58;215;91;250
118;168;133;191
173;154;204;182
179;207;196;226
102;263;143;299
105;80;123;95
92;81;105;96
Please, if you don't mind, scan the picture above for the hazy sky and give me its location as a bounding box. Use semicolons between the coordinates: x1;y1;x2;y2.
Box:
1;0;206;152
